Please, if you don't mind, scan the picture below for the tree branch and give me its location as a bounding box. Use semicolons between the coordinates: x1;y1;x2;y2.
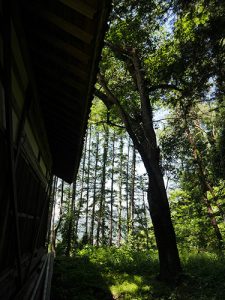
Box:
95;74;144;153
90;120;126;129
131;49;158;150
148;84;183;93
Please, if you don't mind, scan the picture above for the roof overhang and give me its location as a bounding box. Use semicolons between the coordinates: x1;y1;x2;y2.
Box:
18;0;111;183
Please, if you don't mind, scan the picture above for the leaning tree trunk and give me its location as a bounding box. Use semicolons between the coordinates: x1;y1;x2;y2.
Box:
96;45;182;280
146;160;181;279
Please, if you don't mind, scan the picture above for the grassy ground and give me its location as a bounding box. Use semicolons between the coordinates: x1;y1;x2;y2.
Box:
50;247;225;300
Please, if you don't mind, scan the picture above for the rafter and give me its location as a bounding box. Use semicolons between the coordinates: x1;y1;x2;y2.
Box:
58;0;96;19
34;63;85;93
34;32;89;63
31;47;88;80
33;8;93;44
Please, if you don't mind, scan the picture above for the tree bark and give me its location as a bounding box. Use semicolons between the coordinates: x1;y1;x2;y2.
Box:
66;181;76;256
90;131;99;245
85;126;92;240
75;135;87;241
130;145;136;233
126;138;131;239
52;180;64;254
97;124;108;246
109;130;116;246
118;136;124;246
147;163;181;279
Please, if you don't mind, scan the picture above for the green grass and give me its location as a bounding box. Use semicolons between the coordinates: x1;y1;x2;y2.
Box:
51;247;225;300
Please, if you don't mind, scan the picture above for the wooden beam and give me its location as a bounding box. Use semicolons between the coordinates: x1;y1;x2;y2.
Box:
35;32;90;63
58;0;97;19
11;1;53;169
29;5;93;44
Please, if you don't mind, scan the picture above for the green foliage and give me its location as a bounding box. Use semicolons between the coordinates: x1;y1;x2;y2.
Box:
51;247;225;300
52;0;225;291
77;245;156;273
169;188;218;251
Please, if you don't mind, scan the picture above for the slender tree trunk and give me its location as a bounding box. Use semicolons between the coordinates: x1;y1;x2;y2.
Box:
186;124;223;247
66;181;76;256
143;190;150;249
90;131;99;245
75;136;87;241
48;176;57;247
126;138;131;239
52;180;64;254
85;126;92;240
102;126;109;244
97;124;109;246
118;136;123;246
109;130;116;246
130;145;136;233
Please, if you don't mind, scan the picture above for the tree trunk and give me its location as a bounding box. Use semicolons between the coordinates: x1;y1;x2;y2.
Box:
90;131;99;245
109;130;116;246
75;136;87;241
85;126;92;240
118;136;123;246
52;180;64;254
96;48;182;280
186;124;223;247
66;181;76;256
130;145;136;233
97;124;108;246
126;138;131;239
143;190;150;249
146;163;182;280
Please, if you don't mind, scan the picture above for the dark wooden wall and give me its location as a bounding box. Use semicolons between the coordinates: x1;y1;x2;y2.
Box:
0;1;53;298
0;130;52;299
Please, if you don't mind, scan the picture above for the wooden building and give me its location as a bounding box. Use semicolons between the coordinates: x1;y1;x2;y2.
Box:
0;0;110;298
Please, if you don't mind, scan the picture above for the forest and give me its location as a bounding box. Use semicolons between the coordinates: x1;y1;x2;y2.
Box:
50;0;225;299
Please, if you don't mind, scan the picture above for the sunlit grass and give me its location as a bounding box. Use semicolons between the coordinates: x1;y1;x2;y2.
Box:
51;247;225;300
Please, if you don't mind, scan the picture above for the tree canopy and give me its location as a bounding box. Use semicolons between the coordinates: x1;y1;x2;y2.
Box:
51;0;225;285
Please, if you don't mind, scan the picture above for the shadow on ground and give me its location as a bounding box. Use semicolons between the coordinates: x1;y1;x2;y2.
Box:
51;251;225;300
51;256;113;300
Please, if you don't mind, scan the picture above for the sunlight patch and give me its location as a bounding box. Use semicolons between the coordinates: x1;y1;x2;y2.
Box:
110;281;139;297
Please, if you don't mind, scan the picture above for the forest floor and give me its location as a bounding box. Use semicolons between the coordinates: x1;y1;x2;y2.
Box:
50;246;225;300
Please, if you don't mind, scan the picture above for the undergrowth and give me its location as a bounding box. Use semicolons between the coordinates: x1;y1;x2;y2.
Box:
51;246;225;300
